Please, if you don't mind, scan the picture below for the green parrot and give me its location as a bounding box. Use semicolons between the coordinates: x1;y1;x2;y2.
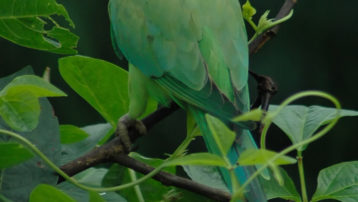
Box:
109;0;266;200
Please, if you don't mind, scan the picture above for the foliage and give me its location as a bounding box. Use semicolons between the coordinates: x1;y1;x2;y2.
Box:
0;1;358;202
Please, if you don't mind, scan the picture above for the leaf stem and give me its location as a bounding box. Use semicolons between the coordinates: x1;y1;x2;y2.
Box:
128;168;145;202
297;151;308;202
247;19;258;31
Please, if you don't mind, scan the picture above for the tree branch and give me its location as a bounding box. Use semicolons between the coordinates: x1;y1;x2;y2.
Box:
113;154;231;202
59;0;297;200
249;0;297;55
59;103;179;182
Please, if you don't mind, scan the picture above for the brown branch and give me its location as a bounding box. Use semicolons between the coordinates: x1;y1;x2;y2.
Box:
249;0;297;55
59;104;179;182
113;154;231;202
59;0;297;200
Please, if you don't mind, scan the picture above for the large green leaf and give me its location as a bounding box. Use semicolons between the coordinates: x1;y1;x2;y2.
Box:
30;184;76;202
60;123;112;165
0;67;61;201
60;124;89;144
205;114;235;156
182;165;229;192
259;167;301;202
59;56;129;128
0;143;34;169
0;75;66;131
270;105;358;151
312;161;358;202
0;0;78;54
238;149;297;166
166;153;227;167
58;168;126;202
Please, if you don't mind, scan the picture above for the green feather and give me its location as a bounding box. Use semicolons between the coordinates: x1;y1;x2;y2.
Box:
109;0;249;92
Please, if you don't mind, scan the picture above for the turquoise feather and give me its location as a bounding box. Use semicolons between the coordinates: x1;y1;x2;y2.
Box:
109;0;266;201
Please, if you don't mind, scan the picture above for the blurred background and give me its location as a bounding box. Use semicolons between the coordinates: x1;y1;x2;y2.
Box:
1;0;357;199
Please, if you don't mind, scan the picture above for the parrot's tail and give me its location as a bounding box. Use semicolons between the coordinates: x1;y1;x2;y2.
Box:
189;106;266;202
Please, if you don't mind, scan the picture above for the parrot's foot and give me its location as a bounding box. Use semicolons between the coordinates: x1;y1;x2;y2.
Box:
249;70;277;143
249;70;277;111
116;114;147;153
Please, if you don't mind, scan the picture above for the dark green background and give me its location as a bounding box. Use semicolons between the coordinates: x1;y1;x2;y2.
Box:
1;0;357;199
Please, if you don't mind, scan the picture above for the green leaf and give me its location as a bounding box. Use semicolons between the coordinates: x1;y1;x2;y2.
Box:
166;153;227;167
0;75;66;131
0;67;61;201
59;56;129;127
0;90;40;131
182;165;229;192
238;149;297;166
0;0;78;54
89;191;105;202
60;124;89;144
232;108;264;122
259;167;301;202
205;114;235;156
312;161;358;202
30;184;76;202
60;123;112;165
0;143;34;168
270;105;358;151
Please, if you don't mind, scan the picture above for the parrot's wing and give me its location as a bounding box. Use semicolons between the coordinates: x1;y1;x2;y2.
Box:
109;0;249;110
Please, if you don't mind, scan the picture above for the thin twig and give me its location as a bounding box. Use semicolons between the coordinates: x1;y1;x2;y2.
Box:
249;0;297;55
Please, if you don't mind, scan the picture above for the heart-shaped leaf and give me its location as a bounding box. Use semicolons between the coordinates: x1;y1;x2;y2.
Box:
0;75;66;131
259;167;301;202
270;105;358;151
312;161;358;202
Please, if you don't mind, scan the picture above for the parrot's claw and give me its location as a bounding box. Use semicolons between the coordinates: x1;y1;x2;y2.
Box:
116;114;147;153
249;70;277;111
